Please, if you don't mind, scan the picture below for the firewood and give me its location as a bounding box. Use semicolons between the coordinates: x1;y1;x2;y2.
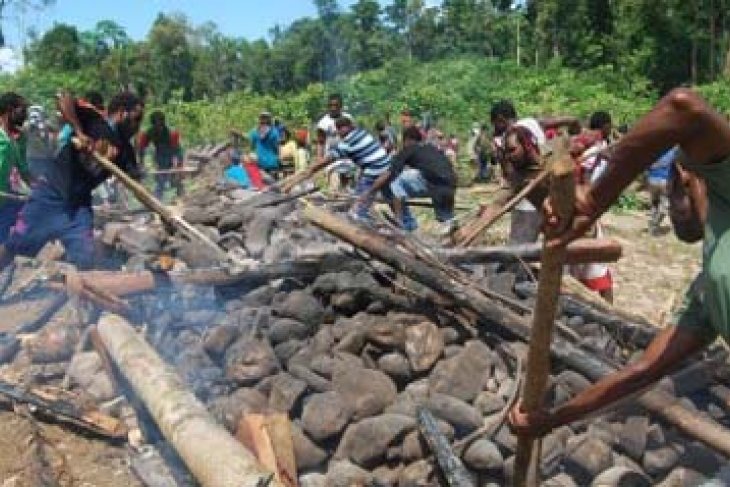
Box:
97;314;279;487
416;407;474;487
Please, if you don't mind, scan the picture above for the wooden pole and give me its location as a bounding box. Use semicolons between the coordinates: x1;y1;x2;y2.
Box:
97;314;279;487
514;147;575;487
73;139;237;267
438;238;621;265
513;149;575;486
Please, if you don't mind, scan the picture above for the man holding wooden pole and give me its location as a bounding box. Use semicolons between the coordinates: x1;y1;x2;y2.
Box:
0;92;144;269
510;89;730;472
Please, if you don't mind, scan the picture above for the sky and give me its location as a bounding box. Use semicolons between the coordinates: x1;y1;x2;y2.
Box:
6;0;375;47
2;0;405;71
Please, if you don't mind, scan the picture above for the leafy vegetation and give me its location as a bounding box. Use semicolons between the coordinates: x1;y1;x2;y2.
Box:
159;57;657;144
0;0;728;143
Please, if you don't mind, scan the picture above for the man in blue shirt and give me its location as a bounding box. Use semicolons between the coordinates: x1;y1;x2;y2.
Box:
249;112;280;174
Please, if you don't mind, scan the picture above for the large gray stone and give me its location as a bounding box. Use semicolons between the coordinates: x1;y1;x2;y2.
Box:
333;364;397;420
274;291;325;327
335;414;416;468
223;336;280;385
67;351;116;402
366;321;407;350
564;434;613;485
27;324;79;364
398;460;435;487
208;388;267;432
615;416;649;462
325;460;372;487
463;439;503;472
288;365;332;393
377;352;412;381
590;466;651;487
405;322;444;372
301;391;351;441
422;393;482;437
642;446;681;477
268;318;311;344
428;340;492;402
268;372;307;413
202;324;239;361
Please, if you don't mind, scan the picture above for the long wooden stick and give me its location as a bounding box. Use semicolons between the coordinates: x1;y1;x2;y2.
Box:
73;138;238;267
455;170;549;247
439;237;622;265
513;148;575;486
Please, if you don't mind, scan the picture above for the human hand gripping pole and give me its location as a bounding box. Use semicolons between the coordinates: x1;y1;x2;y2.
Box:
512;137;576;486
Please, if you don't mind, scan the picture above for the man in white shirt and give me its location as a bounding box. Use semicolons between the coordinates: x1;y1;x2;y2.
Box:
316;93;356;191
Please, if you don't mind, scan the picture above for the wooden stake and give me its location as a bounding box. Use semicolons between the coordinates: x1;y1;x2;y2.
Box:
513;145;575;486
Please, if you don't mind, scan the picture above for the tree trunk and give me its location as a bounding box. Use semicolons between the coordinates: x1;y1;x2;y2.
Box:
97;314;278;487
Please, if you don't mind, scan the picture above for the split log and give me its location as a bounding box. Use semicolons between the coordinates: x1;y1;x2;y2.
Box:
97;314;278;487
514;142;575;487
437;238;622;265
0;379;126;439
417;407;474;487
237;414;298;487
304;204;730;459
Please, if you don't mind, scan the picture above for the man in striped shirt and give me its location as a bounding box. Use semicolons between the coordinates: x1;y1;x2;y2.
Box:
297;116;391;220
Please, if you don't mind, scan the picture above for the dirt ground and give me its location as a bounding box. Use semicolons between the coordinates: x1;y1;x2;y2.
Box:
0;410;140;487
0;182;701;486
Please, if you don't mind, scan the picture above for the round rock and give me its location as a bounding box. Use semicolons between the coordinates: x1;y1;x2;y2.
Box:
301;391;351;441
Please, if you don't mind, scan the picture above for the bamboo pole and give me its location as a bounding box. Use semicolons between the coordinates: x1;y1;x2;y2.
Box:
97;314;279;487
513;148;575;486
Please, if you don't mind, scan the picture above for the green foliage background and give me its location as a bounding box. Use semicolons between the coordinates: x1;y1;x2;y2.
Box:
159;57;658;145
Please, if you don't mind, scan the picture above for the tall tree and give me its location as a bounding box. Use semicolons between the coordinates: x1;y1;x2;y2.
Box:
146;13;194;102
24;22;82;70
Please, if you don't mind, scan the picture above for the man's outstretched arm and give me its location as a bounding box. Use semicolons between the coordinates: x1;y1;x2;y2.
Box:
509;325;709;435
